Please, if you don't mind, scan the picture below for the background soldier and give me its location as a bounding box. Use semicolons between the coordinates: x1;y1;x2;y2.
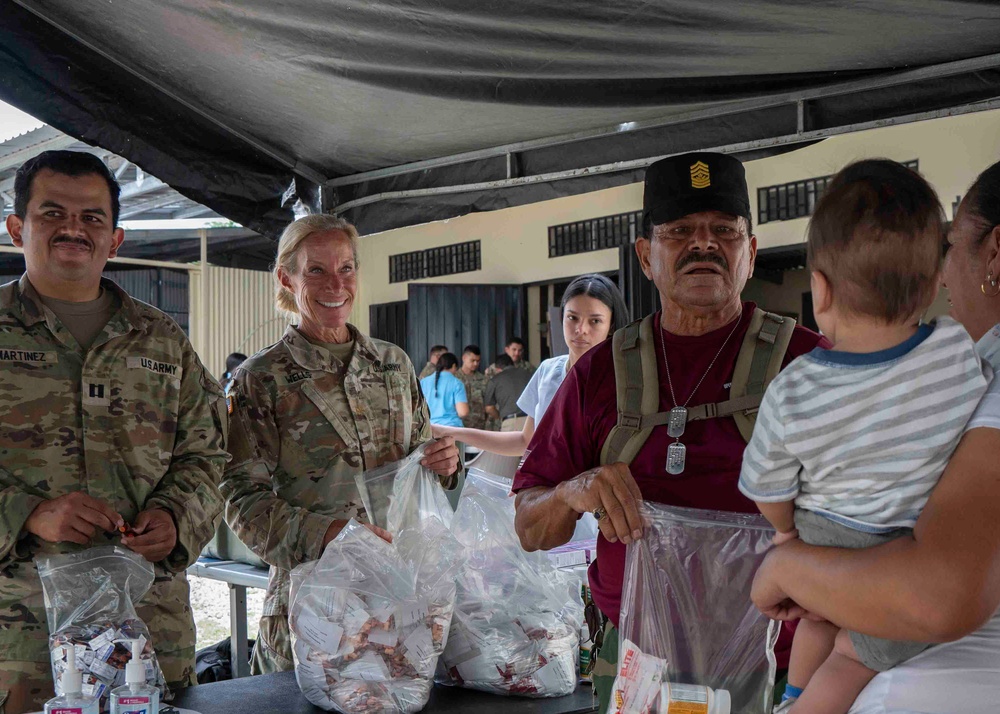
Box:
0;151;228;714
455;344;489;430
484;336;535;379
417;344;448;379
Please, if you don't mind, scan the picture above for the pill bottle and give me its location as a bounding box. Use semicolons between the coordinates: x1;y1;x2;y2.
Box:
659;682;731;714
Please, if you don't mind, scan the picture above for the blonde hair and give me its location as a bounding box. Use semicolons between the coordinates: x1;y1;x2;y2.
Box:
273;214;361;315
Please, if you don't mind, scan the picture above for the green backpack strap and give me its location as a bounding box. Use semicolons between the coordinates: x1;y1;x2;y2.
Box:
728;308;796;442
599;315;659;466
600;309;797;465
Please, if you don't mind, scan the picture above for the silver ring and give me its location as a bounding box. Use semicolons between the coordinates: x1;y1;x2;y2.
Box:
593;507;607;521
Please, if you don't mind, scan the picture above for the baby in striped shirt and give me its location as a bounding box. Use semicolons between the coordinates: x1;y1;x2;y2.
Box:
739;159;991;714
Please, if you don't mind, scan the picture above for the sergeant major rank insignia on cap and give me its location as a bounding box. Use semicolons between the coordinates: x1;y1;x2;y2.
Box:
690;161;711;189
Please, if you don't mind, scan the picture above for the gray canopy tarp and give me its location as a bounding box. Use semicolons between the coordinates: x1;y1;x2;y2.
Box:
1;0;999;238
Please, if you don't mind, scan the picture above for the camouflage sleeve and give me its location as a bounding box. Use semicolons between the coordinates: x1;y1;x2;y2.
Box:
0;465;44;566
144;344;229;574
406;357;432;450
220;369;336;570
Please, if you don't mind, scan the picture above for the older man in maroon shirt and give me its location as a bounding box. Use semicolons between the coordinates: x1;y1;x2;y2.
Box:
512;151;828;712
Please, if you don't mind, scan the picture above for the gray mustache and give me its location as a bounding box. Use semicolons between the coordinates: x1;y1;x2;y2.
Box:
676;253;727;271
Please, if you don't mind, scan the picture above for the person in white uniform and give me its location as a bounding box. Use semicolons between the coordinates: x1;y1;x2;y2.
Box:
432;273;629;454
751;159;1000;714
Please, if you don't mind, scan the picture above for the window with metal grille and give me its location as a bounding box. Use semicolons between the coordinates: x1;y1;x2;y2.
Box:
389;240;481;283
548;210;643;258
758;160;918;225
389;250;425;283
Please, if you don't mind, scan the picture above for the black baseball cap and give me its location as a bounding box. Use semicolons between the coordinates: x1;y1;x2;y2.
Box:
643;151;751;227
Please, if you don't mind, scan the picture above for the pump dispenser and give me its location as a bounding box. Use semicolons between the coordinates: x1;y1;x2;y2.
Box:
44;647;99;714
110;640;159;714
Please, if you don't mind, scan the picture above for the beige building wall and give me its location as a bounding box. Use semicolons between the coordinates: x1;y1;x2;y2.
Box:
748;109;1000;251
352;186;634;337
743;268;952;327
742;270;813;321
282;107;999;351
189;265;289;379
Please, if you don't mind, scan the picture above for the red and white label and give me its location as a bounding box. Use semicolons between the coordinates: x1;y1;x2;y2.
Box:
119;696;150;705
51;709;84;714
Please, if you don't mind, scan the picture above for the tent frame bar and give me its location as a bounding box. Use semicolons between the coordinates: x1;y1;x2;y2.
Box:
332;97;1000;215
327;51;1000;190
0;244;200;272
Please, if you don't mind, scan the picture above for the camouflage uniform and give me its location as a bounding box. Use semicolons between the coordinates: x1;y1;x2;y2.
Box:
455;369;489;430
482;361;534;430
221;324;435;674
418;361;435;380
0;276;228;713
484;358;536;380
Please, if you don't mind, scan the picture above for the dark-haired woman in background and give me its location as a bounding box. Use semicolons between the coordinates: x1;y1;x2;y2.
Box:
432;273;629;455
420;352;470;427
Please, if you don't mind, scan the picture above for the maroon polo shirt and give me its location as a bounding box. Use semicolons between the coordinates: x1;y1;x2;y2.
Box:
513;302;827;669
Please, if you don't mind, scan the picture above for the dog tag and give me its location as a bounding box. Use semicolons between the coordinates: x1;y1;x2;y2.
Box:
667;406;687;438
666;441;686;475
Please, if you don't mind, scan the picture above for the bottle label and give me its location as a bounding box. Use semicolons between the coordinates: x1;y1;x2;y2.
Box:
667;682;709;714
118;697;150;705
51;709;84;714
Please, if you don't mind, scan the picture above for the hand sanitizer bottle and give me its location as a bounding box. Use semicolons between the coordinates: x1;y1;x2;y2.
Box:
110;640;159;714
45;647;99;714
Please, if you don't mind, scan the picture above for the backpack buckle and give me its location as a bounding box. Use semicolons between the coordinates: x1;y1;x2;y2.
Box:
620;414;642;430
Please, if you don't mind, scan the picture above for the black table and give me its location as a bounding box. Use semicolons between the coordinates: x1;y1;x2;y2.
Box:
169;671;597;714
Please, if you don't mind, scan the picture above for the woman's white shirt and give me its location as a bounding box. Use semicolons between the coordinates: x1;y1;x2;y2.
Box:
850;324;1000;713
515;354;597;542
516;354;570;426
850;614;1000;713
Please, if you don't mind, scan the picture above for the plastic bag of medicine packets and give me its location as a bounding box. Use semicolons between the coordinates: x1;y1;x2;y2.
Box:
36;546;169;710
289;517;464;713
355;442;454;535
437;468;583;697
610;503;779;714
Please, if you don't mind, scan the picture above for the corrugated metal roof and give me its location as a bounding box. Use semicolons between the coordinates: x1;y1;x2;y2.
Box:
0;124;66;158
0;123;270;269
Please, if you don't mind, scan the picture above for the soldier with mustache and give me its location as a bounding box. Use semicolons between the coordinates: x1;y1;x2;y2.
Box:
0;151;228;714
511;152;829;712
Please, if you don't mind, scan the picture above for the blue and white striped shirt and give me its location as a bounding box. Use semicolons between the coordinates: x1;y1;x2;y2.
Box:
739;317;991;533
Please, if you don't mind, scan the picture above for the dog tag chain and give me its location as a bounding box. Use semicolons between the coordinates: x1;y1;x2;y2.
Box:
659;316;742;475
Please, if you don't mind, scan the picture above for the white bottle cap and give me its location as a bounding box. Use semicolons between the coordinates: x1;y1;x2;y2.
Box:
712;688;732;714
125;639;146;685
62;647;83;696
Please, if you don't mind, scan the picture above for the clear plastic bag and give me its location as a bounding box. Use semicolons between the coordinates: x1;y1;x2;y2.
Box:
290;519;464;713
355;442;454;534
611;503;779;714
36;545;168;708
438;468;583;697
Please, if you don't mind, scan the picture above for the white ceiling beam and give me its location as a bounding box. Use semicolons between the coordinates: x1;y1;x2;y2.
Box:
0;133;78;173
118;192;188;219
